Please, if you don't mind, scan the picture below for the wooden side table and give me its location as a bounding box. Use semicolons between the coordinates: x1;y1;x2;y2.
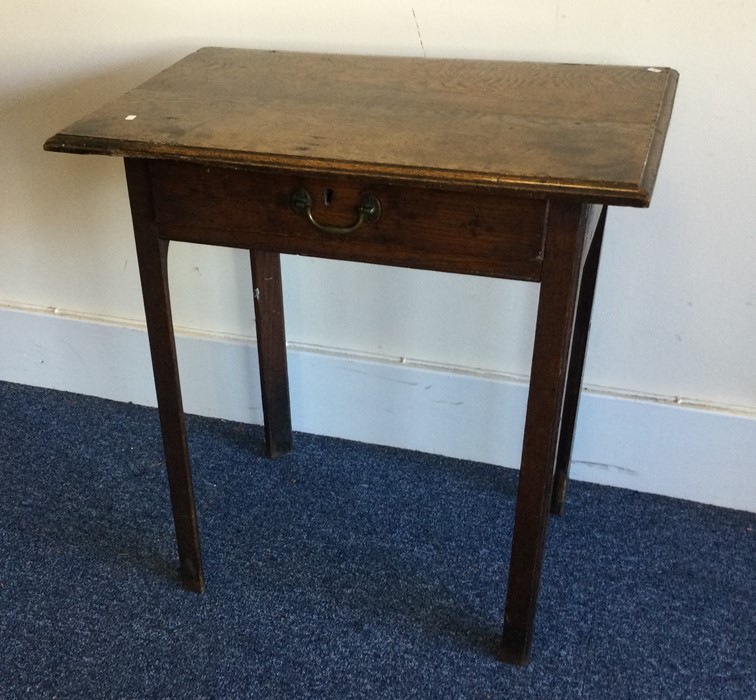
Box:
45;48;677;664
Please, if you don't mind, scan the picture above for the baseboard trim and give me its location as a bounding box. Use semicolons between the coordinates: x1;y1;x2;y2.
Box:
2;304;754;512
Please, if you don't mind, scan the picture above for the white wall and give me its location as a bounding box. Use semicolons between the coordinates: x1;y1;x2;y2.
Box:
1;3;755;508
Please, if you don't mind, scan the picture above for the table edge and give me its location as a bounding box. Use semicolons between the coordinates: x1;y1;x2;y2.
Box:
43;135;654;208
637;68;679;203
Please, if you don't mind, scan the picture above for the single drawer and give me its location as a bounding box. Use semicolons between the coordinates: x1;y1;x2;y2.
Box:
149;160;547;280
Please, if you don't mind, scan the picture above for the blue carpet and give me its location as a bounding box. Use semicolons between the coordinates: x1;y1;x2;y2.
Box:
0;380;754;698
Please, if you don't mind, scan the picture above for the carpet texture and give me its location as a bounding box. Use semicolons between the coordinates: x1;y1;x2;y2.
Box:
0;380;753;698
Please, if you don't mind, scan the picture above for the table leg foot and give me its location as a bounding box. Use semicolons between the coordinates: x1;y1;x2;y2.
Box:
264;440;292;459
179;556;206;593
500;624;532;666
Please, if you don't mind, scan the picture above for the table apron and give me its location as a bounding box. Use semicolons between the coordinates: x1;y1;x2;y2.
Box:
147;160;547;281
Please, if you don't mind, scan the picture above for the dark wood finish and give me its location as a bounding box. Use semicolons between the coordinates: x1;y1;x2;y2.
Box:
149;161;547;281
501;201;590;665
551;205;608;515
44;48;678;206
44;48;678;665
123;158;204;593
250;251;292;457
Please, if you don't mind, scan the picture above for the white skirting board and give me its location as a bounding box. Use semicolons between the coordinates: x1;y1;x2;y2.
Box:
2;304;754;513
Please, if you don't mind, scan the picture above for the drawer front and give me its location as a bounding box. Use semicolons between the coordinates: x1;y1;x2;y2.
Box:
149;161;546;280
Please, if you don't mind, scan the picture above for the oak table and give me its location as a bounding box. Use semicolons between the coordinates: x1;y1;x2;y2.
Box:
45;47;677;665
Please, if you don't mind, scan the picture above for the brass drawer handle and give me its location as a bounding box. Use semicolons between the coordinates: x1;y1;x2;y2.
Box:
291;188;381;235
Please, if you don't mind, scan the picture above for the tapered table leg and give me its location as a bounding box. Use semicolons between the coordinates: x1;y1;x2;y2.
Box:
250;250;293;458
500;201;590;664
550;205;607;515
125;158;204;592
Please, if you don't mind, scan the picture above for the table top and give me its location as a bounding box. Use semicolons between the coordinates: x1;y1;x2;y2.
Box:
44;47;677;206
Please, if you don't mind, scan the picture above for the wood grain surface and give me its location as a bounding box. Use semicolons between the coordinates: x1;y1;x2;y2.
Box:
45;48;678;205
